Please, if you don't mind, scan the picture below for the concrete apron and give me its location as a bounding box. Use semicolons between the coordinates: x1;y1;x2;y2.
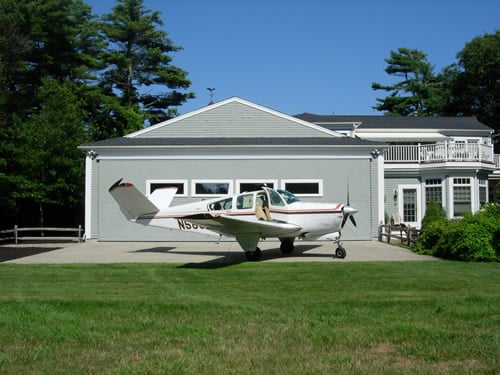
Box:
5;240;438;264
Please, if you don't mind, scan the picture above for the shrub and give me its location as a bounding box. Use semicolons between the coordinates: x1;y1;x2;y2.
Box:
414;201;447;255
421;201;446;230
414;219;447;256
416;203;499;262
436;219;496;262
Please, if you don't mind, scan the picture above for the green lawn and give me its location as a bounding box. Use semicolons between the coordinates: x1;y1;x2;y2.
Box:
0;262;498;374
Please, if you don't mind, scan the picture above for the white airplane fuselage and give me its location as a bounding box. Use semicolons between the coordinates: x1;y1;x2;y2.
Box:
136;188;347;240
109;180;358;259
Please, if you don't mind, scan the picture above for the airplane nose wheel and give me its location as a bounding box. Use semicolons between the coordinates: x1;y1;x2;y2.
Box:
245;247;262;261
335;246;346;259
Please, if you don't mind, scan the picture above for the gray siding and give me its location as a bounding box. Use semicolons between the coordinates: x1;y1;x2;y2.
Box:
97;157;373;241
137;101;333;139
384;177;421;222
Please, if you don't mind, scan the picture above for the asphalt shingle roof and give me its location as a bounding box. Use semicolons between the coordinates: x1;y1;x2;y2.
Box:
294;114;493;131
80;136;382;148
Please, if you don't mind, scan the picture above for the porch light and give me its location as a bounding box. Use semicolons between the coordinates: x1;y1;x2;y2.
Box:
87;150;98;160
371;148;380;159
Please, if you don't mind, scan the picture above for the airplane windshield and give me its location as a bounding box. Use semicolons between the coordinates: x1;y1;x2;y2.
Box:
277;189;300;204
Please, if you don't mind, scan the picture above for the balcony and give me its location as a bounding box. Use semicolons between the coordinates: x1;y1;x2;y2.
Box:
384;142;495;167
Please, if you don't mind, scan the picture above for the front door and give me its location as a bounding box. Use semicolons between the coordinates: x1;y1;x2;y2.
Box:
398;185;421;228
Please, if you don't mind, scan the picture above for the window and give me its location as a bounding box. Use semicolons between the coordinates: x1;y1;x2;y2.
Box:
236;194;254;210
209;197;233;211
268;189;286;206
281;180;323;197
425;178;442;204
453;178;471;217
237;180;277;193
146;180;187;196
192;180;233;197
479;179;487;207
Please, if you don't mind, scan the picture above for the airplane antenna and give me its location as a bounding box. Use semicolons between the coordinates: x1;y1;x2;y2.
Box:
207;88;215;105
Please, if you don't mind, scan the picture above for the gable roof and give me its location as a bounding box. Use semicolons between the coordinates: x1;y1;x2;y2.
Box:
294;113;494;133
128;97;343;139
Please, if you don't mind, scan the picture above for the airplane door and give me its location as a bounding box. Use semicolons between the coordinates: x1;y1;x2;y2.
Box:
265;188;287;221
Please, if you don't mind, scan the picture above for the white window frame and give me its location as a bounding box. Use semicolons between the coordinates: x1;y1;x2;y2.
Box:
281;179;323;197
191;179;233;197
236;179;278;193
146;179;188;197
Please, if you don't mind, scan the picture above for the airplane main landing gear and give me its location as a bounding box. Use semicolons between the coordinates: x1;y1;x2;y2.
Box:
279;238;295;254
335;246;346;259
245;247;262;261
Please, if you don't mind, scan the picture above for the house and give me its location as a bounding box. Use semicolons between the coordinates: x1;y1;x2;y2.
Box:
296;114;497;228
79;97;384;242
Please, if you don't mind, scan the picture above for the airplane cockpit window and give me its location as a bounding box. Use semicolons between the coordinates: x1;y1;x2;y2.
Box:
277;189;300;204
267;189;286;206
236;193;254;209
209;197;233;211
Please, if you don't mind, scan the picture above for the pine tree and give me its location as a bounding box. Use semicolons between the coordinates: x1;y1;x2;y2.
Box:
100;0;194;128
372;48;443;116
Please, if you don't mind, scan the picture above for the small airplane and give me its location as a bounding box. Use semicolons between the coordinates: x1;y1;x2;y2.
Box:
109;179;358;261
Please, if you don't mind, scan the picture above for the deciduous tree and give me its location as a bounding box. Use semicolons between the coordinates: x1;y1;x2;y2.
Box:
442;31;499;138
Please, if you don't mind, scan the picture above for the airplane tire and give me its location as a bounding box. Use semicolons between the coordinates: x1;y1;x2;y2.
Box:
245;247;262;261
280;238;294;254
335;247;346;259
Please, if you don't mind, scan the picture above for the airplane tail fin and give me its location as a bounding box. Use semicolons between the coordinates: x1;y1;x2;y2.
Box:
109;179;159;220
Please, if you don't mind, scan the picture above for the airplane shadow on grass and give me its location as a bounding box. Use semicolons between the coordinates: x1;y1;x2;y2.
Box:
175;244;337;269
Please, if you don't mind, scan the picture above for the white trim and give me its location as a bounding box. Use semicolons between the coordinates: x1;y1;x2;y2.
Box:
126;97;345;138
84;155;93;238
236;179;278;193
377;154;385;225
146;179;188;197
191;179;234;197
280;179;323;197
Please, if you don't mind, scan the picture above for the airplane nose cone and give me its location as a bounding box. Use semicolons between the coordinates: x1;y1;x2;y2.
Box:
343;206;358;215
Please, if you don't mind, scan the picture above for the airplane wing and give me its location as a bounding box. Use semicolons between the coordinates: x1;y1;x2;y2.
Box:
184;213;302;251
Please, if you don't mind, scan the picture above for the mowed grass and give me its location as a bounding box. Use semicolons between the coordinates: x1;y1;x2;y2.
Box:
0;262;498;374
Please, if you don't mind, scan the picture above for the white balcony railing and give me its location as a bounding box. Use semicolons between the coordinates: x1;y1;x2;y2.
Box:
495;154;500;169
384;142;495;165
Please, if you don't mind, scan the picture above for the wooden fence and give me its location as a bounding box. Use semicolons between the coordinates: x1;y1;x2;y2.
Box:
378;224;421;246
0;225;83;244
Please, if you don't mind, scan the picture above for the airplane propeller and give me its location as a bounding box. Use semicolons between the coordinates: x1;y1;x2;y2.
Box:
341;182;358;228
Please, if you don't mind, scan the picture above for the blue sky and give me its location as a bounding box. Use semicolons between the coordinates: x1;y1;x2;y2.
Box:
88;0;499;116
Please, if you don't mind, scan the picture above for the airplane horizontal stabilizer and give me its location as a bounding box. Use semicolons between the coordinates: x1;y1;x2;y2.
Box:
109;179;159;220
148;186;178;209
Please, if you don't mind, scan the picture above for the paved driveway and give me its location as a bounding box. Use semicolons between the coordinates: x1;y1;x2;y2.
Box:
5;240;438;264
